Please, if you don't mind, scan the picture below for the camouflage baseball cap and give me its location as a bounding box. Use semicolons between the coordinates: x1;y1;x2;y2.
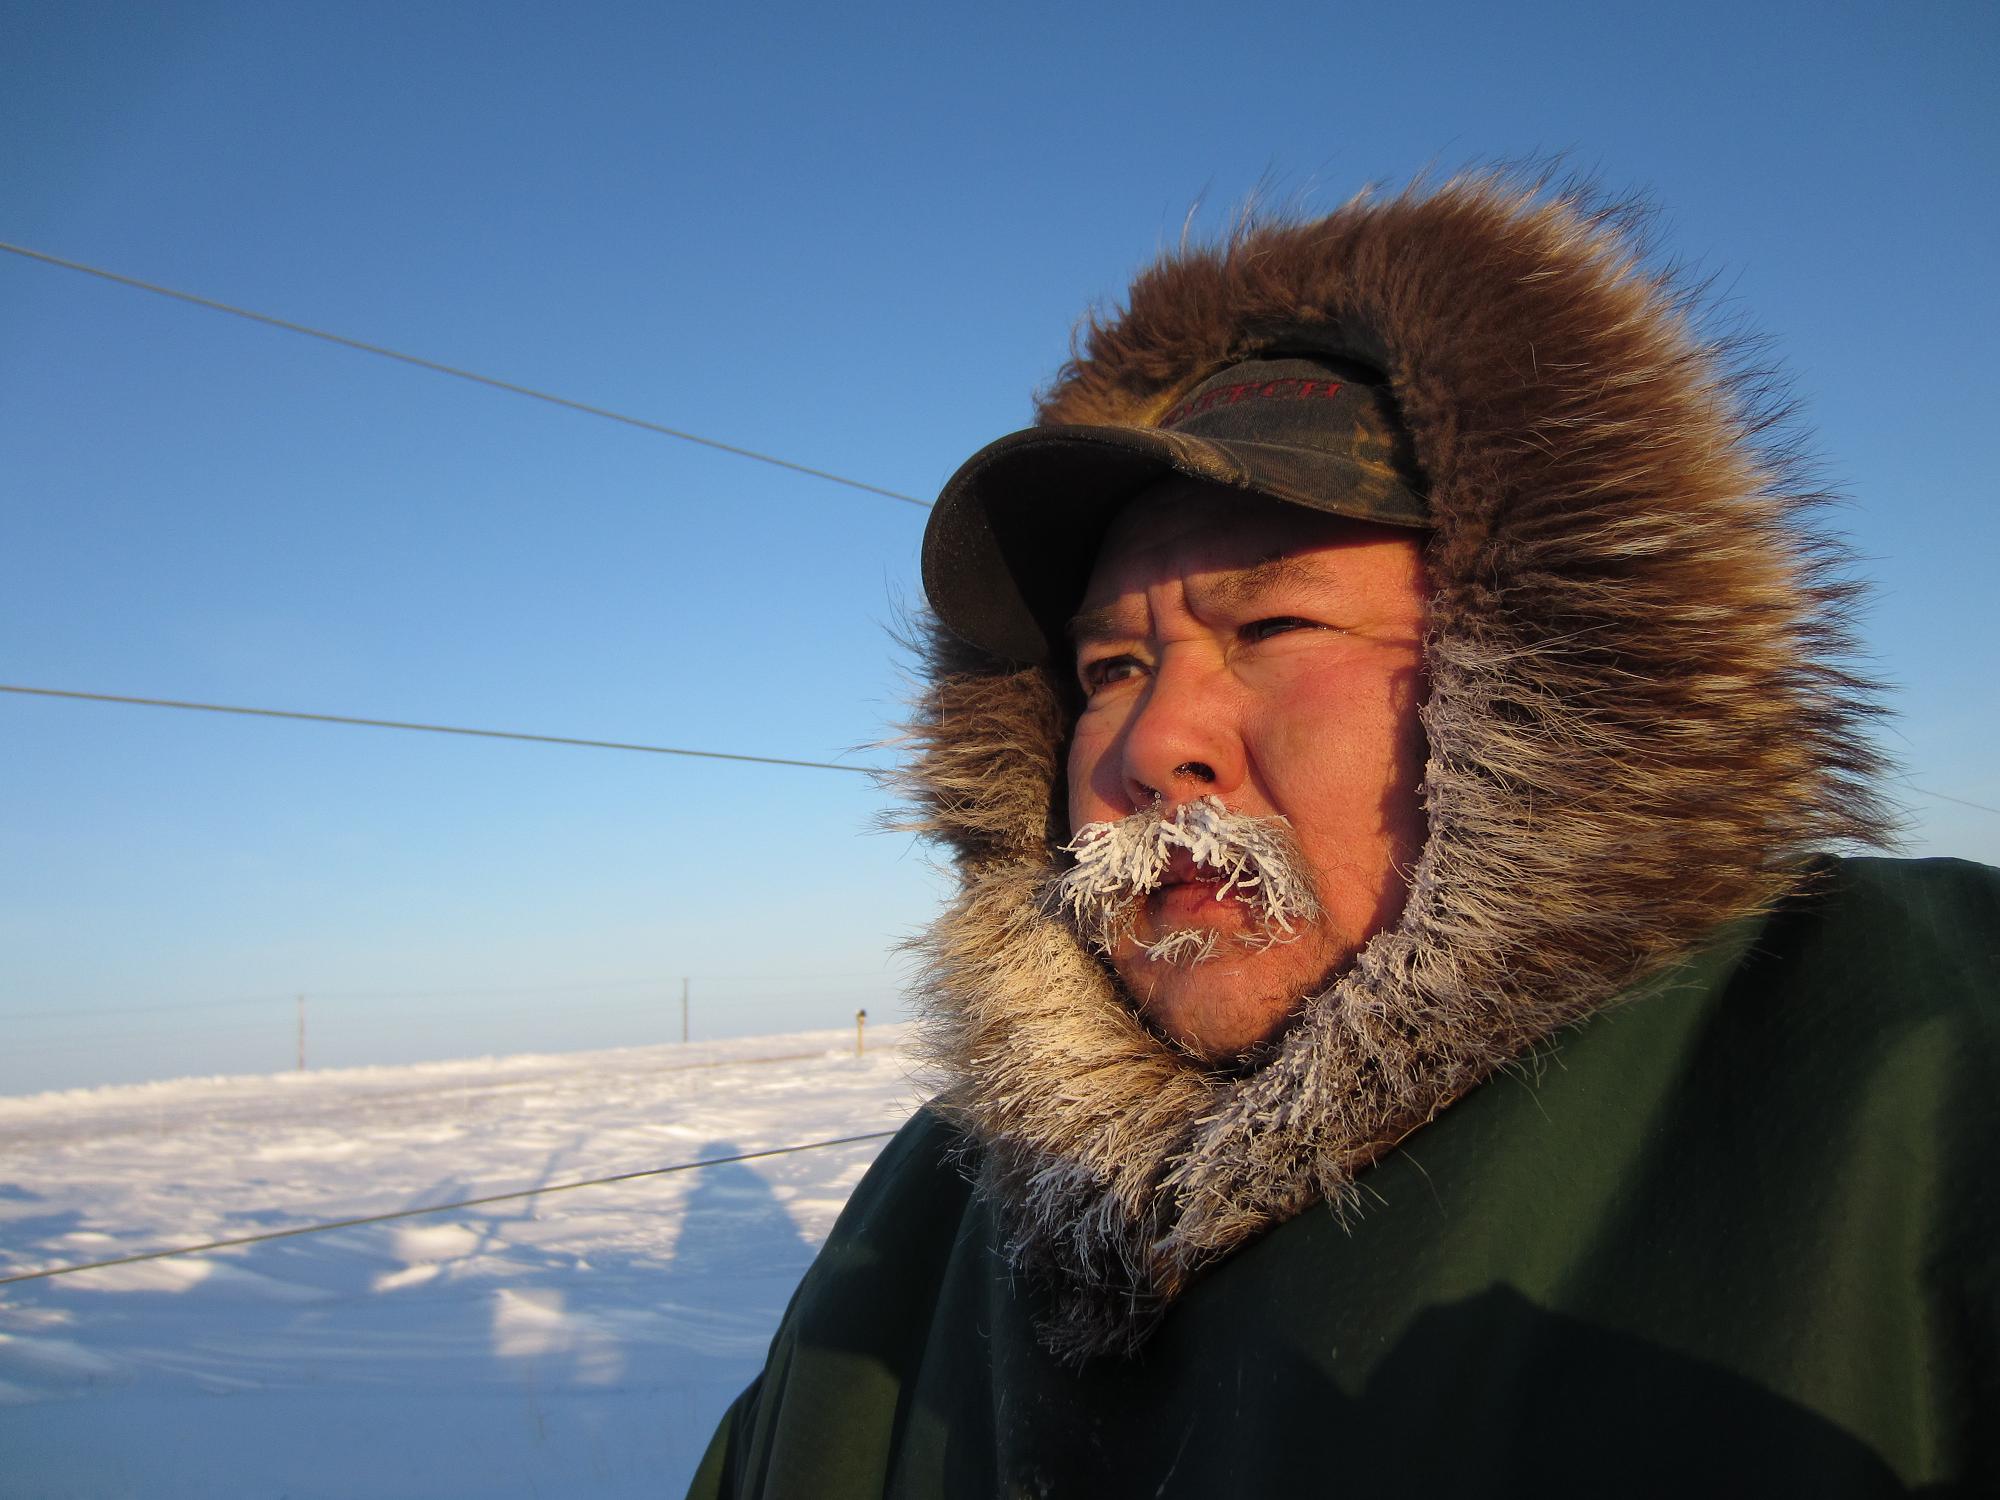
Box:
922;352;1429;663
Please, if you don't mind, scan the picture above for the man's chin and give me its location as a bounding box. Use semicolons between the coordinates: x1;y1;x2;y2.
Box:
1111;941;1322;1064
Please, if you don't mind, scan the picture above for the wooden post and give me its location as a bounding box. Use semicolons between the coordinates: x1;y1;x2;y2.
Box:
296;995;306;1071
681;977;689;1044
855;1008;867;1057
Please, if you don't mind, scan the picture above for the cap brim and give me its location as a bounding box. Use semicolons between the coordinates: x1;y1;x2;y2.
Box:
922;423;1427;664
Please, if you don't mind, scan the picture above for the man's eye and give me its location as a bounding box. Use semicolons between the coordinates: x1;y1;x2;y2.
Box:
1079;655;1144;692
1242;617;1316;643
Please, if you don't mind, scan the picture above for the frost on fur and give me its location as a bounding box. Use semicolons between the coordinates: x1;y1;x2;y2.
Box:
1051;796;1321;964
1140;928;1220;967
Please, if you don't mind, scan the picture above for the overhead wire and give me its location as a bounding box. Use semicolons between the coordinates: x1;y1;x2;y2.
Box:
1897;783;2000;818
8;986;896;1028
4;682;1991;818
6;1010;882;1056
0;1130;900;1287
9;994;286;1024
6;970;911;1025
4;251;1993;824
0;683;883;775
0;239;931;509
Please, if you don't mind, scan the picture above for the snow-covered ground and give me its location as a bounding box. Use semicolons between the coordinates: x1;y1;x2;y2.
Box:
0;1027;923;1499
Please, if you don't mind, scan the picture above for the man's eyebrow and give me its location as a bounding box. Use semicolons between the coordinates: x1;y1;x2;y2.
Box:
1066;601;1133;646
1196;553;1320;611
1067;554;1323;645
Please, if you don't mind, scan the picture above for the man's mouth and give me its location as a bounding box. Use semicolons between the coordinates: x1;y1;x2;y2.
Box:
1052;794;1322;961
1148;854;1249;924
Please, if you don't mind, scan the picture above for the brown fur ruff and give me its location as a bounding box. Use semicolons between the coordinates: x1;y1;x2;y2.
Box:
896;174;1894;1362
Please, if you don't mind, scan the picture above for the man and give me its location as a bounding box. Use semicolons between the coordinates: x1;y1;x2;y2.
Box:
689;176;1997;1496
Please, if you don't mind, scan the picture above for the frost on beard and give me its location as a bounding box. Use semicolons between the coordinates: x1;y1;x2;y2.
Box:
1051;796;1321;967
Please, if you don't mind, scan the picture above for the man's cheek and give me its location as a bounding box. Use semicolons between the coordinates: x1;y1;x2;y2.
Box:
1064;731;1116;831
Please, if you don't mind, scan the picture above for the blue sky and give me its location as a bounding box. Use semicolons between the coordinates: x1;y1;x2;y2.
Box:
3;1;1994;1092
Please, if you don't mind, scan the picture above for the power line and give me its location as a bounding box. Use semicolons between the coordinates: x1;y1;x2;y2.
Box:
11;680;1995;836
9;990;895;1040
7;684;1984;816
12;240;1991;818
0;683;882;775
5;993;890;1036
9;994;281;1024
8;970;910;1024
0;239;930;509
4;248;1992;821
1903;784;2000;818
0;1130;899;1286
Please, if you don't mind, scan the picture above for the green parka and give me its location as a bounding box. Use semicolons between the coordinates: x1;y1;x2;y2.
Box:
692;859;1997;1497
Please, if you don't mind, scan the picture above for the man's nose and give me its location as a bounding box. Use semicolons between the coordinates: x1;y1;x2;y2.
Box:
1118;658;1244;810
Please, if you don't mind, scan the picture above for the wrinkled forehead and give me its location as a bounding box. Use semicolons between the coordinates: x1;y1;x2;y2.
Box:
1077;479;1423;620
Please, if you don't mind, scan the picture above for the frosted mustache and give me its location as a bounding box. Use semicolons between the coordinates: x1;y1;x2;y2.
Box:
1052;796;1321;967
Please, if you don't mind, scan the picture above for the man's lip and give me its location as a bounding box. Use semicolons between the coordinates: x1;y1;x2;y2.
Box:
1150;872;1243;916
1160;851;1226;887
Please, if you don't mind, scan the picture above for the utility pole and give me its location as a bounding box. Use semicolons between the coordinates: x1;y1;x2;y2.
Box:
855;1007;867;1057
681;977;689;1044
296;995;306;1071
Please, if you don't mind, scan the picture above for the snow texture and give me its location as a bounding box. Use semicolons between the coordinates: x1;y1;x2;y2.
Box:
0;1027;919;1499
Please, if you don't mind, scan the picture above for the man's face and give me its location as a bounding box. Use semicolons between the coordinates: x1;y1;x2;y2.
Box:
1065;477;1428;1062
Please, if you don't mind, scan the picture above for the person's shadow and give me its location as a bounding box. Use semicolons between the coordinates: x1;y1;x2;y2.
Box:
655;1139;818;1325
650;1140;821;1460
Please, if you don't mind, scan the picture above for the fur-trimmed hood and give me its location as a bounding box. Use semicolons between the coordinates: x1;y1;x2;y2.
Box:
899;174;1893;1362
